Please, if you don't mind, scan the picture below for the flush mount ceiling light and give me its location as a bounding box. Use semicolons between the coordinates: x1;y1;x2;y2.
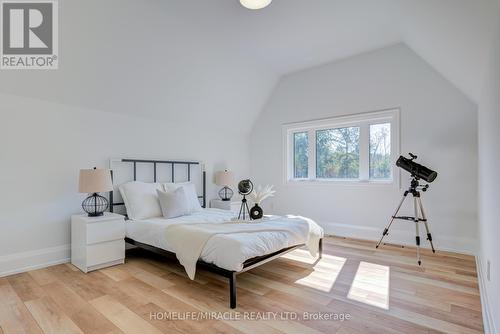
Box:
240;0;272;10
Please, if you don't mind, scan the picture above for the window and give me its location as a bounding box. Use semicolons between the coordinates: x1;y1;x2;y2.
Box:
284;109;399;184
370;123;391;179
316;127;360;179
293;132;308;178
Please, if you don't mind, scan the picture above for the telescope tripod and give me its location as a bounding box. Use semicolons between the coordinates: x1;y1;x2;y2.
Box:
376;178;436;265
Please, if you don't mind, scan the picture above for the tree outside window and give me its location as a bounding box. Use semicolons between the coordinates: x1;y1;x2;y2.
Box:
316;127;360;179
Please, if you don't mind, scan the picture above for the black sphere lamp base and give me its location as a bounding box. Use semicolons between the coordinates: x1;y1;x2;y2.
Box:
87;212;104;217
218;186;234;202
82;193;109;217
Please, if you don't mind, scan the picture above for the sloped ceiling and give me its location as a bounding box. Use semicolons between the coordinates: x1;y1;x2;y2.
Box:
0;0;496;131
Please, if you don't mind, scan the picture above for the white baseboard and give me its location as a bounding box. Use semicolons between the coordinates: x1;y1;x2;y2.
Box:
0;244;70;277
320;221;477;255
476;255;497;334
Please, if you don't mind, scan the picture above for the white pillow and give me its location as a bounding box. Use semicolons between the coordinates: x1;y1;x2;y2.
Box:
163;182;202;213
119;181;162;220
157;188;190;219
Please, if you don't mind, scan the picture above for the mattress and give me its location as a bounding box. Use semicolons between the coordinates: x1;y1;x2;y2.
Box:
126;208;307;272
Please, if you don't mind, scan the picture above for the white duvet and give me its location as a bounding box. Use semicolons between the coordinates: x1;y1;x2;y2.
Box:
126;209;324;275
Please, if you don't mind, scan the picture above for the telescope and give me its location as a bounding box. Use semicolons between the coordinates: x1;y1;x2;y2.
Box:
396;153;437;183
377;153;438;265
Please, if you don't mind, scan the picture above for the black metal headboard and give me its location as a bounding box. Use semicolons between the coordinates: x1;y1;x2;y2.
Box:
109;158;206;213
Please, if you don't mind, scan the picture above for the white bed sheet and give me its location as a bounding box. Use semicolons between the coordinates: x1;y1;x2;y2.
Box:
126;208;310;272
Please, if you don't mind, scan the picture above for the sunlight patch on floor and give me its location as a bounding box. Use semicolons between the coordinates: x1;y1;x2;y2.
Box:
347;261;390;309
287;249;346;292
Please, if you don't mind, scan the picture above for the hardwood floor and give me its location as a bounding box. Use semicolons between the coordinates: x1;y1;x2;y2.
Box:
0;237;483;333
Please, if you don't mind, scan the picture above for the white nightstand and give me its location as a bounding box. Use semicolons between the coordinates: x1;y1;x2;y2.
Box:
210;199;241;214
71;212;125;273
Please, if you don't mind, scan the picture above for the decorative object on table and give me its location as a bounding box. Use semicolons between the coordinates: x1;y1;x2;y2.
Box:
248;185;275;220
237;179;253;220
79;167;113;217
215;169;234;201
250;204;263;220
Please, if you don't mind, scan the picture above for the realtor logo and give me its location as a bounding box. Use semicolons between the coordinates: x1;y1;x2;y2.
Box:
1;0;58;69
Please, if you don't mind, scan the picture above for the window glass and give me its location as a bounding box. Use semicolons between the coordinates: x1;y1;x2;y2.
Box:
369;123;391;180
316;127;360;179
293;132;308;178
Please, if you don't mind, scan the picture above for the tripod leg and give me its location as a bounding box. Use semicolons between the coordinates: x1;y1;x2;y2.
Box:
414;196;421;266
418;197;435;253
245;201;251;220
376;193;407;248
415;222;421;266
238;201;244;220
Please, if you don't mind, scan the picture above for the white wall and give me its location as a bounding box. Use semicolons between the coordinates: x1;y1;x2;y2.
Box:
478;5;500;332
0;93;250;276
0;0;278;132
0;0;493;126
250;44;478;254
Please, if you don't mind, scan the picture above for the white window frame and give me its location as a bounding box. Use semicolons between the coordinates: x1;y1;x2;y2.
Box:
283;108;400;187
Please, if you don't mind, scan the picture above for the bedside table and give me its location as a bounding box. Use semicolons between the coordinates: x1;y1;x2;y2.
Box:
210;199;241;214
71;212;125;273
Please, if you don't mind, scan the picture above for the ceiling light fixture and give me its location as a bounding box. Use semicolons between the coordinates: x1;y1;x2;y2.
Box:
240;0;272;10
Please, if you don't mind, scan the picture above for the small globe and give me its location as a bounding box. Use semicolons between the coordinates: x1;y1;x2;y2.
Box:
238;179;253;195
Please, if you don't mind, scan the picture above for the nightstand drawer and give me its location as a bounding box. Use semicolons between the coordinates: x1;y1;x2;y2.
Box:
86;239;125;267
86;219;125;245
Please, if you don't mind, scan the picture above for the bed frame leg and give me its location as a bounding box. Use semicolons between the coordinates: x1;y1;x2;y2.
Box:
229;272;237;309
319;238;323;259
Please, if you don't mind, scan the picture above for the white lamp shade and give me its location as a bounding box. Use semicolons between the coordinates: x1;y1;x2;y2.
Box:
79;168;113;193
215;170;234;187
240;0;272;10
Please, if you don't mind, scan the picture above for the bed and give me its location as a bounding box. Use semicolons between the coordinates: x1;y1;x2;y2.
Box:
109;158;323;308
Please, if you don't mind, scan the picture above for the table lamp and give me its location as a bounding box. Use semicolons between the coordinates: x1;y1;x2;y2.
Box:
79;167;113;217
215;169;234;201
